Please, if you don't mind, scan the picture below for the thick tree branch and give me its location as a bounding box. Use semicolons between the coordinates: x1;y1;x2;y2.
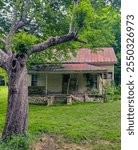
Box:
28;31;88;56
5;0;33;56
74;37;88;44
73;30;88;44
21;0;29;21
5;18;33;55
28;33;76;55
0;38;6;45
12;3;18;26
0;49;9;69
5;21;24;55
0;38;8;53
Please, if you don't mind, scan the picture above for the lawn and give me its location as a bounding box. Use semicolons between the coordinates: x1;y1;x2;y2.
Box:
0;86;121;149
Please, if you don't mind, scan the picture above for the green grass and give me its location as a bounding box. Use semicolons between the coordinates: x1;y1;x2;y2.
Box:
0;86;7;134
0;86;121;149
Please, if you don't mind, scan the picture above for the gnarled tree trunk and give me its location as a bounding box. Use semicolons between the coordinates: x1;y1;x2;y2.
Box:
0;0;82;140
2;56;28;140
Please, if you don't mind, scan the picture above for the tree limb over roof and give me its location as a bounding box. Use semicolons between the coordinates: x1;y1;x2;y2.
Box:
1;0;86;59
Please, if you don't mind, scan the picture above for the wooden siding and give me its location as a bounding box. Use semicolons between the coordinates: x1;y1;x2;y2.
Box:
27;64;115;95
27;74;31;86
47;74;62;93
77;74;87;93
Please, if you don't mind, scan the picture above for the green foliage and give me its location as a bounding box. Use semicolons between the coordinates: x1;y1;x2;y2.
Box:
114;52;121;85
28;42;78;66
0;1;4;9
104;83;121;102
0;0;121;70
0;135;32;150
10;31;41;54
91;88;99;95
75;0;94;29
0;68;8;85
27;0;121;66
28;86;45;95
73;0;119;48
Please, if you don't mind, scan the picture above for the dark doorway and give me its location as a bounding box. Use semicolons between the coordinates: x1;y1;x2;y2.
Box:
62;74;70;94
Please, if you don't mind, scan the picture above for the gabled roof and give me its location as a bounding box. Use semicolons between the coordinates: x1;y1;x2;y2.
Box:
29;47;117;72
65;47;118;64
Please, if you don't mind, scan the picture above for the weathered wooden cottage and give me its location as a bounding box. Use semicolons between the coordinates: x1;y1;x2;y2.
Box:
27;48;117;101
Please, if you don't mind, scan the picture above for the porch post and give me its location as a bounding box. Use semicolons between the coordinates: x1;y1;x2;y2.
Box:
101;73;104;95
45;73;48;95
67;74;71;95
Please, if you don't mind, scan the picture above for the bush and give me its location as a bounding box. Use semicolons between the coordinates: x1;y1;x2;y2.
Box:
28;86;45;95
0;134;32;150
104;83;121;102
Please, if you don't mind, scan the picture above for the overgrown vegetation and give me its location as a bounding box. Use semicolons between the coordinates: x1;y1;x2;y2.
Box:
0;135;33;150
0;86;120;149
0;69;8;86
104;83;121;102
28;86;45;95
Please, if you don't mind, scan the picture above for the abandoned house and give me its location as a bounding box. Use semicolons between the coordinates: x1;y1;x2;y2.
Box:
27;48;117;104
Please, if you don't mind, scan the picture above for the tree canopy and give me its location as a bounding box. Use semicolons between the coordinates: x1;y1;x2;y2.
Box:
0;0;120;66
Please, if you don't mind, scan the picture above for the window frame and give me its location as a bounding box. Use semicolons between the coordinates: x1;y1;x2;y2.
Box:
31;74;38;86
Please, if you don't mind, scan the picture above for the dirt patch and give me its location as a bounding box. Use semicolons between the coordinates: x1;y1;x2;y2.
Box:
31;134;116;150
31;134;88;150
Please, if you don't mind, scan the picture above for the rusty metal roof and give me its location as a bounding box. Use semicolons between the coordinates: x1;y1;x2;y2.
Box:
29;47;117;72
29;64;107;72
63;64;106;71
65;47;118;64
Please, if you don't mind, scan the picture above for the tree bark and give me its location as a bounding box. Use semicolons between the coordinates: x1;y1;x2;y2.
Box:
2;57;28;140
0;0;87;140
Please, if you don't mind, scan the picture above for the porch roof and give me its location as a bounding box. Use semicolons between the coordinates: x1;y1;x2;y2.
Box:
29;64;107;72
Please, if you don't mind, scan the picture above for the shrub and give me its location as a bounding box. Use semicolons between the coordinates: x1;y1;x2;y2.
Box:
0;134;32;150
104;83;121;102
28;86;45;95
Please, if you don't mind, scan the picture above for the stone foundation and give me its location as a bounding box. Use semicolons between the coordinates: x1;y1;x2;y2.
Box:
29;96;47;105
28;94;104;105
29;95;55;106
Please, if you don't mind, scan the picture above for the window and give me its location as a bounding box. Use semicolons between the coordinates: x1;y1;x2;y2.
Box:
86;74;98;89
104;72;112;79
31;74;38;86
107;72;112;79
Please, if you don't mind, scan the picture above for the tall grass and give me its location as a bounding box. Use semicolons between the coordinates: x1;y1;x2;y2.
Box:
0;135;32;150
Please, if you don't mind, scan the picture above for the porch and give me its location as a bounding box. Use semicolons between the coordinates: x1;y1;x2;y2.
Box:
28;72;106;96
27;72;107;105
